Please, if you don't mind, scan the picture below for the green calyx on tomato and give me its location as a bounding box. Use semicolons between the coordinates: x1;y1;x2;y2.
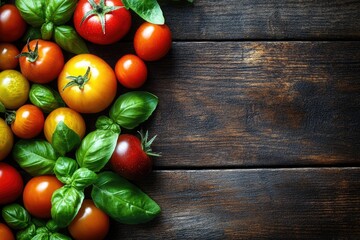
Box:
16;39;39;63
63;66;91;91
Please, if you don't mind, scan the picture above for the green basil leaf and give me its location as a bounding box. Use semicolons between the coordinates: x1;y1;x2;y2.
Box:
50;233;72;240
22;27;42;42
35;226;49;235
41;22;54;40
13;140;59;176
109;91;158;129
92;171;161;224
95;115;121;134
70;168;97;190
76;130;118;172
45;0;77;25
29;84;65;113
122;0;164;24
15;0;46;27
54;25;89;54
17;223;37;240
51;186;84;228
54;157;78;185
2;204;31;230
52;121;81;156
32;233;49;240
0;101;5;113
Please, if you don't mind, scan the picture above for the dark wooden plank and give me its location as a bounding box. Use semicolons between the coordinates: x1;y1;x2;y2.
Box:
108;168;360;239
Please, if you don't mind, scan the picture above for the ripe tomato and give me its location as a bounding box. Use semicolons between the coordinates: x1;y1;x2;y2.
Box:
44;107;86;144
0;4;27;42
74;0;131;45
23;175;63;218
68;199;110;240
115;54;148;89
18;39;64;84
134;22;172;61
10;104;44;139
0;43;20;70
58;54;117;113
0;223;15;240
0;162;23;205
0;118;13;161
0;70;30;110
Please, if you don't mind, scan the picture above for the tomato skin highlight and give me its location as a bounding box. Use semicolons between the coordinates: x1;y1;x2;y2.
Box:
0;43;20;70
0;162;23;205
0;223;15;240
0;4;27;42
115;54;148;89
23;175;63;218
11;104;45;139
0;118;13;161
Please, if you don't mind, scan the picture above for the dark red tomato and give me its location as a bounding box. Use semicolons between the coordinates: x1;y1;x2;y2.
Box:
0;162;23;205
10;104;44;139
18;39;64;83
74;0;131;45
23;175;63;218
0;4;27;42
0;223;15;240
0;43;20;70
134;22;172;61
115;54;148;89
68;199;110;240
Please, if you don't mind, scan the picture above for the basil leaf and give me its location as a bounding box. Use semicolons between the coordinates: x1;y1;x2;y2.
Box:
15;0;46;27
0;101;5;113
95;115;121;134
17;224;37;240
109;91;158;129
54;157;78;185
76;130;118;172
2;204;31;230
45;0;77;25
92;171;161;224
29;84;65;113
52;121;81;156
13;140;59;176
41;22;54;40
51;186;84;228
50;233;72;240
32;233;49;240
123;0;164;24
54;25;89;54
70;168;97;190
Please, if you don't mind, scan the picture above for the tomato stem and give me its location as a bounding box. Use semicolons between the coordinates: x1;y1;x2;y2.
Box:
63;66;91;91
138;130;161;157
16;39;39;63
5;111;16;125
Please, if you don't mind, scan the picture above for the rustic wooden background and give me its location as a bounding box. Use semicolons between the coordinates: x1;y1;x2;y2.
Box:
92;0;360;239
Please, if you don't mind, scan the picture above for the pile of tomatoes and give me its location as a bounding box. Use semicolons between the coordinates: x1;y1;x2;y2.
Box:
0;1;172;239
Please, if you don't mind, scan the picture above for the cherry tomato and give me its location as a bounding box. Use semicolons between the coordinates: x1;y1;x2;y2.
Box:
23;175;63;218
18;39;64;84
68;199;110;240
0;223;15;240
0;70;30;110
44;107;86;144
134;22;172;61
0;162;23;205
0;4;27;42
0;43;20;70
58;54;117;113
115;54;148;89
74;0;131;45
10;104;44;139
0;118;13;161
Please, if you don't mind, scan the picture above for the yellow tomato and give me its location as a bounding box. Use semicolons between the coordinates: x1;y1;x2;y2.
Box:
0;118;13;161
0;70;29;109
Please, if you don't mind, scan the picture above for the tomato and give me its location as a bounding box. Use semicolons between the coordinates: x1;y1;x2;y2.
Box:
68;199;110;240
0;4;27;42
74;0;131;45
10;104;44;139
18;39;64;84
58;54;117;113
0;70;30;110
0;118;13;161
0;162;23;205
134;22;172;61
115;54;148;89
23;175;63;218
0;223;15;240
110;133;159;181
0;43;20;70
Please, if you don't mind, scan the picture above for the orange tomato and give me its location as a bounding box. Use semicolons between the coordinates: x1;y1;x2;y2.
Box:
0;223;15;240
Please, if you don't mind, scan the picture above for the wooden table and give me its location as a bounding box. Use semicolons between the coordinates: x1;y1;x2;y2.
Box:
93;1;360;238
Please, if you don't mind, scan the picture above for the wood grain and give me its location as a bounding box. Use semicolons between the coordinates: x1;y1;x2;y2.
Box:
108;168;360;239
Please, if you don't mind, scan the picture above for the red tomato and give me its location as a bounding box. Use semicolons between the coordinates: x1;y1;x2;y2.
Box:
0;162;23;205
0;43;20;70
68;199;110;240
18;39;64;83
74;0;131;45
10;104;44;139
0;223;15;240
23;175;63;218
134;23;172;61
115;54;148;89
0;4;27;42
